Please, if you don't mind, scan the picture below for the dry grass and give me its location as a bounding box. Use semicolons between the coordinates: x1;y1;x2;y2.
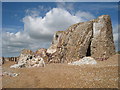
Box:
2;54;119;88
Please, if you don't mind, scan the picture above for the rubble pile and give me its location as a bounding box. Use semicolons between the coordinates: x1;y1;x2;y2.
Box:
68;57;97;65
10;49;45;68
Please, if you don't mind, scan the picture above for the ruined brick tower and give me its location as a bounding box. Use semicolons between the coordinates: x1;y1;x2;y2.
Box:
47;15;115;63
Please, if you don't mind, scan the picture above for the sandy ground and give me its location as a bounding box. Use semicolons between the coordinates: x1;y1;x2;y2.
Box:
0;66;2;89
1;54;119;88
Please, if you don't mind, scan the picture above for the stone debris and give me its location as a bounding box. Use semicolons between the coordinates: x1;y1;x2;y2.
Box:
68;57;97;65
21;49;34;55
32;57;45;67
10;49;46;68
35;48;47;57
47;45;57;54
35;48;48;63
2;72;19;77
10;63;25;68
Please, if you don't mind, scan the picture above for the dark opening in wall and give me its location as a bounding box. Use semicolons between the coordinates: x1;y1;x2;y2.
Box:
86;41;91;56
56;35;59;39
30;56;32;59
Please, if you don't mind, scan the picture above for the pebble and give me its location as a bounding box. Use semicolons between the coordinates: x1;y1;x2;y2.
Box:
2;72;19;77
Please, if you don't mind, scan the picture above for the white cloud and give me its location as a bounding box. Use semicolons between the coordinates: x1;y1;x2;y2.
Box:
57;2;74;11
75;11;95;20
23;8;93;39
25;5;52;17
25;9;40;17
2;31;51;56
2;7;96;57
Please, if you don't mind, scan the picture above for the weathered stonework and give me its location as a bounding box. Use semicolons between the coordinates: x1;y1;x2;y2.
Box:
47;15;115;63
10;49;46;68
35;48;48;63
1;57;19;64
91;15;115;60
20;49;34;56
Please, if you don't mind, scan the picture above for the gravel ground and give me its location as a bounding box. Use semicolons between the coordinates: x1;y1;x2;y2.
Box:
2;54;119;88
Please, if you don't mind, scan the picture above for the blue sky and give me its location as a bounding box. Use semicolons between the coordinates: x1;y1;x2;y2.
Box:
2;2;119;57
2;2;118;32
2;2;55;33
